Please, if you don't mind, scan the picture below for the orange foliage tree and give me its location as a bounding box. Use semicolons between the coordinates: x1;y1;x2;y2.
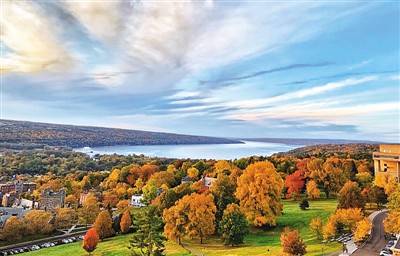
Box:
235;161;284;227
93;210;114;240
120;210;132;234
163;192;216;244
280;227;307;256
285;170;305;200
83;228;99;255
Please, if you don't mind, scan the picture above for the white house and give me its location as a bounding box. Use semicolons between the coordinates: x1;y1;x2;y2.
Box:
131;195;145;207
202;177;216;188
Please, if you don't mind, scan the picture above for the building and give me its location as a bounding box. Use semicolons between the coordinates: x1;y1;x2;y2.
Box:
0;183;15;194
0;181;36;195
373;144;400;183
0;207;27;228
39;189;66;211
202;177;216;188
1;192;17;207
131;195;145;207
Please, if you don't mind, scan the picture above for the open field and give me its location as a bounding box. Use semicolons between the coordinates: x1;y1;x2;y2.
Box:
23;199;340;256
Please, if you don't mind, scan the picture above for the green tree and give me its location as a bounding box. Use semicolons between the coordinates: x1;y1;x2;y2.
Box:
219;204;249;246
210;174;237;225
129;207;166;256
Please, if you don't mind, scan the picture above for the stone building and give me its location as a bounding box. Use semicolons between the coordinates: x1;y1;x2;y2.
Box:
373;144;400;183
39;189;66;211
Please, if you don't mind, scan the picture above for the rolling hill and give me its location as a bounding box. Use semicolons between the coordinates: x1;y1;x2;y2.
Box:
0;119;241;148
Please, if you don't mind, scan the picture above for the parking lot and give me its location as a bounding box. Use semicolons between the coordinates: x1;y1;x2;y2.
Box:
0;234;85;255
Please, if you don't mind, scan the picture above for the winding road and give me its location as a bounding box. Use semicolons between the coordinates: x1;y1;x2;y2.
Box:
352;210;388;256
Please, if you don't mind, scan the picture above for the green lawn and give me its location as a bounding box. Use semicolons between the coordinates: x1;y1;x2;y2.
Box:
23;199;340;256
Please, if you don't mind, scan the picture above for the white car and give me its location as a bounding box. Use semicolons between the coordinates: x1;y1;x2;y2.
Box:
379;249;393;256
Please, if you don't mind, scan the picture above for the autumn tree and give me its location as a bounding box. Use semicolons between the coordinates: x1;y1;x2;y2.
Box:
120;210;132;234
306;180;320;200
323;208;364;239
93;210;114;240
280;228;307;256
79;193;100;226
149;171;176;188
0;216;25;242
374;173;397;195
24;210;53;235
130;207;166;256
210;174;237;224
55;208;78;229
384;211;400;234
163;192;216;244
65;194;79;208
384;186;400;234
337;181;364;209
83;228;99;255
102;191;119;208
219;204;249;246
235;161;284;227
307;158;348;198
309;217;323;240
388;185;400;210
187;167;199;179
285;170;305;200
117;199;131;213
354;218;372;242
355;172;373;188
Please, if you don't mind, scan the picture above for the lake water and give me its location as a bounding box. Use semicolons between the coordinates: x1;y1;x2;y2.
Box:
74;141;300;160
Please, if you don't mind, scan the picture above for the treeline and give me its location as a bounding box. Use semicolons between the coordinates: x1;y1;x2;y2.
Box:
0;119;240;148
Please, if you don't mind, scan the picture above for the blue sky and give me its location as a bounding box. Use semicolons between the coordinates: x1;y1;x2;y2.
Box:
1;1;399;142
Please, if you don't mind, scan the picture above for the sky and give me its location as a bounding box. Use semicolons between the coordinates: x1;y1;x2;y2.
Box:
1;0;399;142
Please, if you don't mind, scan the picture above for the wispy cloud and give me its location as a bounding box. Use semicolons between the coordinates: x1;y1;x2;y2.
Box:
225;76;378;109
200;62;334;86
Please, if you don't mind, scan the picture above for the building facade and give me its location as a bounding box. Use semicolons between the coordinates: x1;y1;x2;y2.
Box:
39;189;66;211
373;144;400;183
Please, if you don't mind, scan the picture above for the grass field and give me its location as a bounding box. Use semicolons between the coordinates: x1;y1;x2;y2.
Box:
23;199;340;256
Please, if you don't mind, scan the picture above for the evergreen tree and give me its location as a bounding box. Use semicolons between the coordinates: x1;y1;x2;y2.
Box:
219;204;249;246
129;207;166;256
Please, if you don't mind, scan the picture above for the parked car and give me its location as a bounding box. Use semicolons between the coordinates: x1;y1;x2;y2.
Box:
379;248;393;256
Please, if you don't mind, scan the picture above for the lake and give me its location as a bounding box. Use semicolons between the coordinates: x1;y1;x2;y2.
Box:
74;141;300;160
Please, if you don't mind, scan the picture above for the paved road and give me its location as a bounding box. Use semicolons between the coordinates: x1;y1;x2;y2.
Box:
352;211;388;256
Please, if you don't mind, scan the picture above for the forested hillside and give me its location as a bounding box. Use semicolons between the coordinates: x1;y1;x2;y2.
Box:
0;119;241;148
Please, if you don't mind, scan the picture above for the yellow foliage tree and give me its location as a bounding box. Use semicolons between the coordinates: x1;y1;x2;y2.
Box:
375;173;397;195
78;193;100;226
306;180;320;200
55;208;77;229
354;218;371;242
235;161;284;227
0;216;25;242
24;210;53;235
323;208;364;239
187;167;199;179
309;217;323;239
384;211;400;234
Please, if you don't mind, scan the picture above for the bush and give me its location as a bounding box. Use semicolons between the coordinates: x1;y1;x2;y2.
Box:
299;199;309;210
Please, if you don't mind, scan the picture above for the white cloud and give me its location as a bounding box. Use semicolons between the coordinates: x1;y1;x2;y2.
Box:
1;0;74;73
63;1;124;43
